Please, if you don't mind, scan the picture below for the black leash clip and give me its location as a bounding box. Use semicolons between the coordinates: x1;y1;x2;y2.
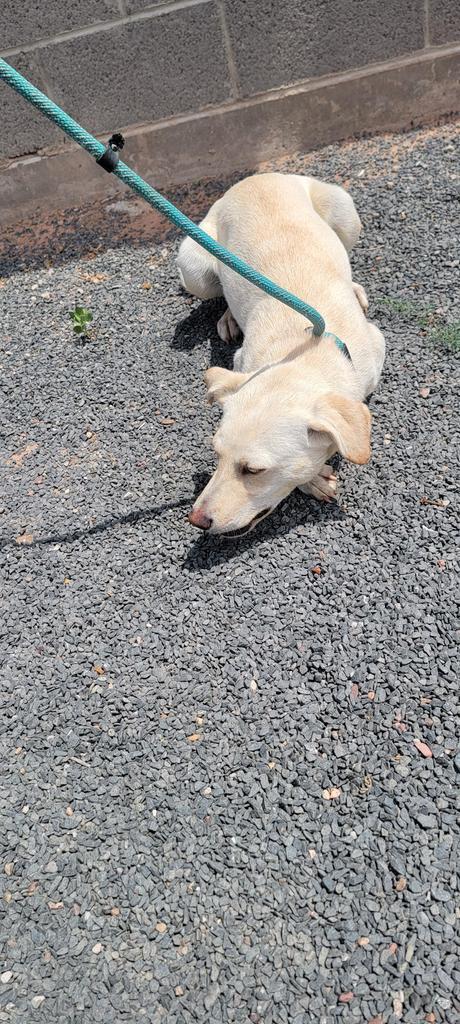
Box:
96;132;125;173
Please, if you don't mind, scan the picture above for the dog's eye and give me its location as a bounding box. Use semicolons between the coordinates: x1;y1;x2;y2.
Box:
241;465;265;476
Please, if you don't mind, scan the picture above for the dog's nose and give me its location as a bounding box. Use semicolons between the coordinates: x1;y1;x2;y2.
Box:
188;507;213;531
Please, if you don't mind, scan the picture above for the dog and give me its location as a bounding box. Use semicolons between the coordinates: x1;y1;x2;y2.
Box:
177;173;385;537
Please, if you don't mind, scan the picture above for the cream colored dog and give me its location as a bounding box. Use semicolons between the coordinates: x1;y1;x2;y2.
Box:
177;173;385;537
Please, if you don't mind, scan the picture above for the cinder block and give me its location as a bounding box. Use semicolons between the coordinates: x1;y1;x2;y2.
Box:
0;53;64;159
0;0;121;50
38;3;230;135
224;0;425;95
429;0;460;44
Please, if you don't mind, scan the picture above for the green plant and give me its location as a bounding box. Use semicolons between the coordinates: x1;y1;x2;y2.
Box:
380;297;459;350
69;305;93;336
380;296;420;317
380;296;436;328
429;321;460;353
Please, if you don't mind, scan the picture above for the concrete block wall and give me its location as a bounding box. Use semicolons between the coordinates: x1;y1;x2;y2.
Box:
2;0;460;160
1;1;233;159
0;0;459;222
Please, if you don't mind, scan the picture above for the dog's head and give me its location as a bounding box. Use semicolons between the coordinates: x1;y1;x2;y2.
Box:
188;363;371;536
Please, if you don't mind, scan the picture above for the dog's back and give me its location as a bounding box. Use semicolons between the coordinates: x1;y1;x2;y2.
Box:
214;173;357;333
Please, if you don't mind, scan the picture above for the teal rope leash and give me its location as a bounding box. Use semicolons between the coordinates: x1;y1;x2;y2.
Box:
0;58;326;337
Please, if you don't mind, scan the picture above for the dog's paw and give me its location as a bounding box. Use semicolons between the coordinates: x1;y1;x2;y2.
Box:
299;465;338;502
217;307;241;343
352;281;369;313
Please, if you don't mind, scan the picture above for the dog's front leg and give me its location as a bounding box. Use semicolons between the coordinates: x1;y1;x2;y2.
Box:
299;465;338;502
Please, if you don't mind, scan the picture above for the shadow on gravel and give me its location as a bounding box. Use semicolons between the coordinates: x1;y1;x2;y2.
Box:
0;497;192;551
3;484;344;559
184;490;345;572
172;300;236;368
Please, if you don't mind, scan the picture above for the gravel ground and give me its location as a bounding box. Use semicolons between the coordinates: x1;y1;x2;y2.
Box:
0;122;459;1024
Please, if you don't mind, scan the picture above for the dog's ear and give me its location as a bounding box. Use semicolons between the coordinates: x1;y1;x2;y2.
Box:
309;393;371;464
204;367;250;406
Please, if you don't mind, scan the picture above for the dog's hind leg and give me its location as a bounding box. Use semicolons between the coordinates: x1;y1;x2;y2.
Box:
177;205;223;299
233;346;244;371
217;307;241;343
305;177;362;252
352;281;369;312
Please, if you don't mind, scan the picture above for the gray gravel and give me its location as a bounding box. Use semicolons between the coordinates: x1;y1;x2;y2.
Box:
0;122;459;1024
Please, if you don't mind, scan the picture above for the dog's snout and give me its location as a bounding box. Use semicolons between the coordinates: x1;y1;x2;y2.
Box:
188;506;213;531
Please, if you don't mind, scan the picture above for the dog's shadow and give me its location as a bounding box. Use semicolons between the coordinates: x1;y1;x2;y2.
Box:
185;466;345;571
172;297;235;368
3;469;345;561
